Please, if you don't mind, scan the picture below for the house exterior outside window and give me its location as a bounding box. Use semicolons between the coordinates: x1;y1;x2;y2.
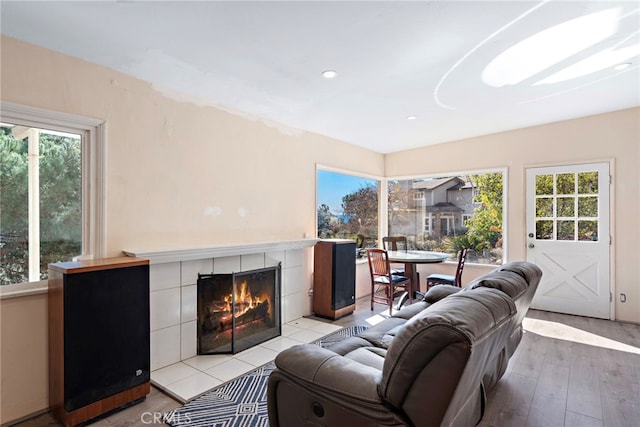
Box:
388;172;504;265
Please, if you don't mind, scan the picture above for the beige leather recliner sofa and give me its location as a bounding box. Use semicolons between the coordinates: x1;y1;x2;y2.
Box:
267;261;542;427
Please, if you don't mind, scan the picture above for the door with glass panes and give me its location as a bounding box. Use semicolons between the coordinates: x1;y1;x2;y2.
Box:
526;163;610;319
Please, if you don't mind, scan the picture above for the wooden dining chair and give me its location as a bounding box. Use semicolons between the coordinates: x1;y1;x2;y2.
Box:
382;236;408;275
366;248;412;315
426;248;468;289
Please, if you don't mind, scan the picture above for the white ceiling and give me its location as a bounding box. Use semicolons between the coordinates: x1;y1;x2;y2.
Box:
1;1;638;154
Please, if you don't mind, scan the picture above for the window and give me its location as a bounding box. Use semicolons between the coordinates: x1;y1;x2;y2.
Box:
388;171;505;265
440;215;454;235
423;215;432;234
0;102;105;287
316;167;379;259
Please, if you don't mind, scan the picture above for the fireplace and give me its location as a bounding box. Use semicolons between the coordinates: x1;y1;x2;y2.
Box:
197;265;281;354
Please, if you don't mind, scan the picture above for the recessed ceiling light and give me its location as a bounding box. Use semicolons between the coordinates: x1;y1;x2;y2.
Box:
614;62;632;71
321;70;337;79
407;116;417;120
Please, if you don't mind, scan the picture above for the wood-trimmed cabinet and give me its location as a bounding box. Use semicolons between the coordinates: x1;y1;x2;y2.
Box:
312;240;356;320
48;257;150;427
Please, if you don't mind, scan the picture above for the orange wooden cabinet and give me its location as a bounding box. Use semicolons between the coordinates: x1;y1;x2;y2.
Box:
48;257;150;427
312;240;356;320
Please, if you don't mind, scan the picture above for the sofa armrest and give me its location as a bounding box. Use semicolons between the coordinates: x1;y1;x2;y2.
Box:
268;344;405;427
273;344;382;402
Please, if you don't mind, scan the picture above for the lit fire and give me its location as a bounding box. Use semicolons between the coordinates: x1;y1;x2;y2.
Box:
219;280;271;322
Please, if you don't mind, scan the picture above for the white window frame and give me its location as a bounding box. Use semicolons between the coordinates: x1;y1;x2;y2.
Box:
423;214;433;234
0;102;106;298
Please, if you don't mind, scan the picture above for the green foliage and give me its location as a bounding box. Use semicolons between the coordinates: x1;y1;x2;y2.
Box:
443;234;489;254
464;173;503;249
39;133;82;242
535;174;553;195
342;184;378;242
1;129;28;231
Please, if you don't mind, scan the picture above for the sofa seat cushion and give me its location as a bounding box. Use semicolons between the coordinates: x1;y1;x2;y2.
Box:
327;317;407;356
380;324;404;342
357;317;407;348
343;346;387;371
327;336;378;356
391;301;430;320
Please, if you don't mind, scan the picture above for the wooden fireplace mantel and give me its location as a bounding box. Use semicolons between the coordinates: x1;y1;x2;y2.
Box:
123;238;319;264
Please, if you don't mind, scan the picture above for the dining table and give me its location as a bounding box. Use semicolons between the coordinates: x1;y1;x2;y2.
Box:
386;250;450;306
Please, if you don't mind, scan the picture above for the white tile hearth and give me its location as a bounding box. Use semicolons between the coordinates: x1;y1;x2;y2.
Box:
151;316;341;402
205;358;255;383
234;346;279;367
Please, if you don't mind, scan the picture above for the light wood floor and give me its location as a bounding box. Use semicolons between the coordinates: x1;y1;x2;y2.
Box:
12;297;640;427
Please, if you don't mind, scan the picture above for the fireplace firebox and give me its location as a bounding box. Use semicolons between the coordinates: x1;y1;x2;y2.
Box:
197;265;281;354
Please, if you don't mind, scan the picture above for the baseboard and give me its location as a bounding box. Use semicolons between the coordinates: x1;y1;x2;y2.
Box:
1;407;50;427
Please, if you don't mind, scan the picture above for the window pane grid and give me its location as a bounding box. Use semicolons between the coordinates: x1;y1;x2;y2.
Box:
534;171;599;242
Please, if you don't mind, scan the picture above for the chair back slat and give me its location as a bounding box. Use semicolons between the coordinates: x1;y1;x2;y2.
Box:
454;248;468;287
367;248;391;277
382;236;407;252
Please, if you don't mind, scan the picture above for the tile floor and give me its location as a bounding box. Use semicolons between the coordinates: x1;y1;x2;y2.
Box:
151;317;347;402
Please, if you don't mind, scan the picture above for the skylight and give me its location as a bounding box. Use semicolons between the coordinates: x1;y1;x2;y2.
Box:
535;41;639;85
482;8;623;87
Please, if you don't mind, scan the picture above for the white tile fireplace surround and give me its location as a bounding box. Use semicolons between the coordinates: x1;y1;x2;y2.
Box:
123;239;319;373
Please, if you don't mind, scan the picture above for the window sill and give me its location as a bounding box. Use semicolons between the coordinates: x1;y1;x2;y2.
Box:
0;280;48;300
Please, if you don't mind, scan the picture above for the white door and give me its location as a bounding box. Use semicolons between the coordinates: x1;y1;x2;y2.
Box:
526;163;610;319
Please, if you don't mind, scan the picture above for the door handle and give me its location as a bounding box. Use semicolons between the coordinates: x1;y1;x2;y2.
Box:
528;243;535;248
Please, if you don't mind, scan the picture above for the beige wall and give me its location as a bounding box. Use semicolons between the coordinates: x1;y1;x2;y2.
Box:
0;294;49;425
386;107;640;323
1;35;639;424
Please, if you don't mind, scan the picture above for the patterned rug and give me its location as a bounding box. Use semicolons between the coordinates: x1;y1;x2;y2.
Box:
164;325;369;427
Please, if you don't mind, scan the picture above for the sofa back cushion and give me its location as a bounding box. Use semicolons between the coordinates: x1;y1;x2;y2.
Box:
466;262;541;328
379;287;516;427
498;261;543;290
465;270;529;300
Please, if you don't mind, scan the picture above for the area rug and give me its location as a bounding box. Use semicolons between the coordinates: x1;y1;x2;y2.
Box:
163;324;369;427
